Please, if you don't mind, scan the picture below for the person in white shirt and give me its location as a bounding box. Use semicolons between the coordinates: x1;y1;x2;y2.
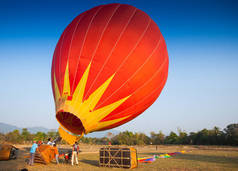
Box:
71;142;79;165
47;138;53;146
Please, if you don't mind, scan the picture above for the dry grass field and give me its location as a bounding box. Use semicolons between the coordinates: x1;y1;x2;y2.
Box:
0;144;238;171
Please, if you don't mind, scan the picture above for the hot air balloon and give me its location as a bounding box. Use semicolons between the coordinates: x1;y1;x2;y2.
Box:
51;3;169;144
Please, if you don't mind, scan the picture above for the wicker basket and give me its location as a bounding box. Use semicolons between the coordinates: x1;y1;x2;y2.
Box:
99;146;137;169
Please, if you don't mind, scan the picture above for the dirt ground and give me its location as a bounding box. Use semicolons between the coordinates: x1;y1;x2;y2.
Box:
0;144;238;171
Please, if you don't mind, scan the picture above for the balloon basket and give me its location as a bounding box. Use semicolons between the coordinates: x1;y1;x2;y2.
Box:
99;146;138;169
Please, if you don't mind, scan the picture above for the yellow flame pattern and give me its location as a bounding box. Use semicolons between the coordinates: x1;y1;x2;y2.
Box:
53;62;131;140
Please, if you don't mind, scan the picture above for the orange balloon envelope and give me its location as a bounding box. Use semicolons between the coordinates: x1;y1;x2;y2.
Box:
51;3;169;137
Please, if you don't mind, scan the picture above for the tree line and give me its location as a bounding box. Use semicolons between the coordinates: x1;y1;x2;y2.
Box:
109;124;238;146
0;124;237;146
0;128;59;144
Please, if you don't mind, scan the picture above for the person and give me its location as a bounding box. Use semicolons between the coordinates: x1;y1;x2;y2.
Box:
53;144;59;164
47;138;53;146
29;141;38;166
71;142;79;166
64;150;72;163
37;140;42;147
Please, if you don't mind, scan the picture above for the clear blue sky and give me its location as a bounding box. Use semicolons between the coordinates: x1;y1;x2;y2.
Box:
0;0;238;135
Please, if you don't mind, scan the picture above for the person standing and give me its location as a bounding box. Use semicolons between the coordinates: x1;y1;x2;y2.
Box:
29;141;38;166
53;144;59;164
47;138;53;146
71;142;79;166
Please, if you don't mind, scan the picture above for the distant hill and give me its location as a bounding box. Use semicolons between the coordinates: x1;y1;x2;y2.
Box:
0;122;120;138
0;122;51;134
27;127;52;134
0;122;19;134
85;129;120;138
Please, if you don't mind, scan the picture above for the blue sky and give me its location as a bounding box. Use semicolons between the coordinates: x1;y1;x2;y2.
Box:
0;0;238;135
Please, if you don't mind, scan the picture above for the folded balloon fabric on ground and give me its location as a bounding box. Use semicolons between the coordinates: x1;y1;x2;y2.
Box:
138;151;186;163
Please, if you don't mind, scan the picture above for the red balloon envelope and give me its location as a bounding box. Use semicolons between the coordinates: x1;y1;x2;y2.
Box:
51;3;169;136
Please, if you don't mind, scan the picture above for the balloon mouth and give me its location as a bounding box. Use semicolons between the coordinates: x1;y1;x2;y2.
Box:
56;111;85;135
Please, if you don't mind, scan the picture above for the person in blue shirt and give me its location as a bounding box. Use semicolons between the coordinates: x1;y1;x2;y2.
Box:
29;141;38;166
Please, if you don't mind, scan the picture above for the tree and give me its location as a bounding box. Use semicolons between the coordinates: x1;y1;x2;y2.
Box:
177;129;189;144
47;131;59;140
5;130;22;143
21;128;32;141
188;132;196;145
150;131;164;145
208;127;223;145
0;132;6;143
224;124;238;145
111;131;137;145
135;132;150;145
34;132;47;141
195;129;210;145
164;131;178;144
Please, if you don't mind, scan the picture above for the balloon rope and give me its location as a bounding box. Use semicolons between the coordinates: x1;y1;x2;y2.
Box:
77;131;84;141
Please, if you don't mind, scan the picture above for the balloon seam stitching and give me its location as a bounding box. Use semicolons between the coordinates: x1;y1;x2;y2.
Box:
85;5;138;103
66;14;85;95
103;66;168;122
71;6;103;94
97;18;153;108
84;4;122;99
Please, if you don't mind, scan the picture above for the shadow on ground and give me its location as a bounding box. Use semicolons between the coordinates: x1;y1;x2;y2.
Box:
80;159;99;167
177;153;238;165
0;148;29;171
140;152;164;156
